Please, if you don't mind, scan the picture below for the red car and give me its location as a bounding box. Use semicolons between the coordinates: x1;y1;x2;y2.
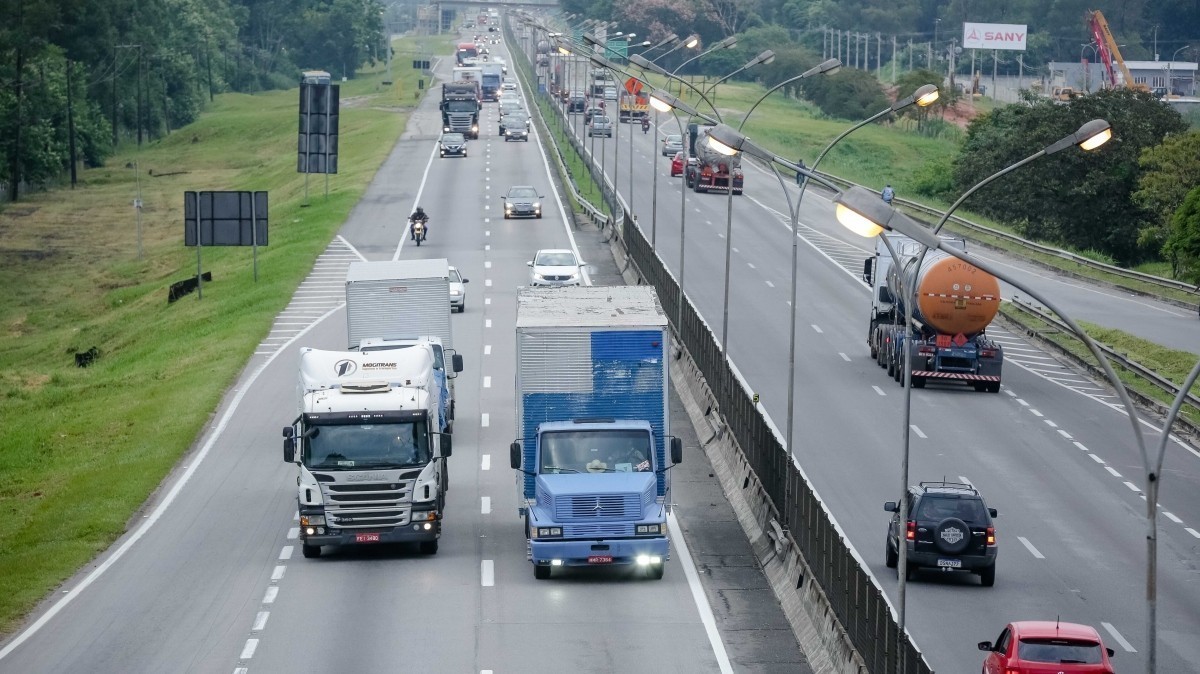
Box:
670;151;696;178
979;621;1116;673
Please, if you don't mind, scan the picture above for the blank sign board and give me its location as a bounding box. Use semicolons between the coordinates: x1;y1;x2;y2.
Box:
184;191;268;246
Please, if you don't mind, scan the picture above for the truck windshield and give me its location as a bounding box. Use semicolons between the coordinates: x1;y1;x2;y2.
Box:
540;430;653;474
447;101;477;112
304;422;430;469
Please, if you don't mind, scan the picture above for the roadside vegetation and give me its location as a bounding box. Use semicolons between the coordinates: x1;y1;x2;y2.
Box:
0;34;450;635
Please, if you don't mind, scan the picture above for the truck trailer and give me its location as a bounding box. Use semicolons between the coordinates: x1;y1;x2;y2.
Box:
283;345;452;558
509;286;683;580
864;235;1004;391
685;122;744;194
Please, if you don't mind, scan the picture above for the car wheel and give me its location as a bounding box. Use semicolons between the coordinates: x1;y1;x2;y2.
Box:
533;564;551;580
885;539;898;568
302;544;321;559
905;563;918;581
504;214;510;219
536;213;542;219
647;562;665;580
419;539;439;555
979;564;996;587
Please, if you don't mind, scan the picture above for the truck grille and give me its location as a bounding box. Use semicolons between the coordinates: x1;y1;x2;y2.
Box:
564;522;634;538
322;479;414;529
555;493;642;520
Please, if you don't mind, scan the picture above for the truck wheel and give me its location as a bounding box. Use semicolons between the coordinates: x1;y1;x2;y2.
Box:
647;563;665;580
972;382;987;392
419;540;439;555
302;544;321;559
987;382;1001;393
534;564;551;580
911;376;926;389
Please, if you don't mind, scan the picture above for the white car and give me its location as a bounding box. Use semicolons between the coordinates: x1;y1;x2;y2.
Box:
527;249;584;287
449;265;469;312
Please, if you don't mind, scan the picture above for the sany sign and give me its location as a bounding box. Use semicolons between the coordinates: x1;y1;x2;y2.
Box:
962;23;1027;51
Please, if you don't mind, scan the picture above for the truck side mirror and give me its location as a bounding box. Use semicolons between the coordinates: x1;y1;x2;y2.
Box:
438;433;453;458
670;437;683;464
452;353;464;373
282;426;295;463
862;258;873;284
510;441;522;470
878;286;892;303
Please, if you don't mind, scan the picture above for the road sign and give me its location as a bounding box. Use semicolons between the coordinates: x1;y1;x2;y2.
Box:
624;77;642;95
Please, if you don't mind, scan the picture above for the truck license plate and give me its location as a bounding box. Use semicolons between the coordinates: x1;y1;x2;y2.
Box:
936;558;962;568
355;533;381;543
587;555;613;564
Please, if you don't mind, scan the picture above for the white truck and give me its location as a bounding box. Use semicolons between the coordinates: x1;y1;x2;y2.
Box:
346;259;464;431
283;345;452;558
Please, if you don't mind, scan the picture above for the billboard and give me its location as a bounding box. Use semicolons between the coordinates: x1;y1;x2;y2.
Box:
962;23;1027;51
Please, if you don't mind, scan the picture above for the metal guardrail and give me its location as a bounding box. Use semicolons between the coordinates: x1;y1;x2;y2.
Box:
505;20;934;673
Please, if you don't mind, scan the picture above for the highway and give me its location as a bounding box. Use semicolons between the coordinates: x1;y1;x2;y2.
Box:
541;39;1200;672
0;34;808;674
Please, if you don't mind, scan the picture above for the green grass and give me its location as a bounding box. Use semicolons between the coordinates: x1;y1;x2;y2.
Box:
0;34;456;635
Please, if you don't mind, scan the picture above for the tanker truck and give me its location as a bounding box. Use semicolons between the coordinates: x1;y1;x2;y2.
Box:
684;122;744;195
863;234;1003;392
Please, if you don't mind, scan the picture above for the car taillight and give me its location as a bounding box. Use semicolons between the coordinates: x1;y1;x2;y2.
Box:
986;526;996;545
980;348;996;358
918;345;935;355
1004;668;1020;674
906;521;915;541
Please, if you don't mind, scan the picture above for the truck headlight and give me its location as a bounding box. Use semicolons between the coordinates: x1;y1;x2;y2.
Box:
443;126;450;132
411;510;438;522
636;524;664;535
300;514;326;527
535;527;563;538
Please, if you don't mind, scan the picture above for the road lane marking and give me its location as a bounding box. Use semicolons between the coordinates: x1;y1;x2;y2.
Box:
1017;536;1045;559
485;298;491;305
392;141;440;261
811;324;823;333
910;425;927;439
747;262;756;269
1101;622;1136;652
872;386;886;396
839;353;851;361
263;586;278;604
1057;430;1073;439
1164;511;1182;523
481;560;495;586
1074;441;1089;451
484;345;492;355
271;566;285;581
481;454;491;471
1124;481;1141;492
252;611;269;632
765;280;774;288
1044;419;1057;428
240;640;259;660
485;319;492;328
1107;466;1122;477
1004;389;1017;397
279;546;293;560
1029;409;1043;417
1187;528;1200;539
667;513;734;674
1090;454;1106;464
485;279;493;287
482;413;490;427
485;261;492;268
481;497;492;514
287;528;298;539
483;376;492;388
1016;398;1030;406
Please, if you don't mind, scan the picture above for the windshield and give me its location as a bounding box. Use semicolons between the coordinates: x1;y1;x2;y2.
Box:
535;252;576;266
1017;639;1103;664
449;268;462;283
916;495;987;521
304;421;430;469
593;116;610;125
447;101;477;112
503;114;528;124
666;135;682;144
509;187;538;199
441;134;465;143
540;430;653;474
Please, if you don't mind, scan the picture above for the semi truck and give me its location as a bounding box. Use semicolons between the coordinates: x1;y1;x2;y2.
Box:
480;63;504;101
283;345;452;558
441;81;480;138
456;42;478;67
346;259;464;430
684;122;743;194
509;286;683;580
863;234;1004;391
617;91;649;121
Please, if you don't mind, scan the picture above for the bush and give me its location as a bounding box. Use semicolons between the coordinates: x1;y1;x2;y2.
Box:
910;158;955;200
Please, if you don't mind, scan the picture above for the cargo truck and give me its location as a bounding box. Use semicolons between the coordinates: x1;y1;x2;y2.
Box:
346;260;464;430
441;81;480;138
480;63;504;101
863;234;1004;391
283;345;452;558
509;287;683;580
684;122;744;194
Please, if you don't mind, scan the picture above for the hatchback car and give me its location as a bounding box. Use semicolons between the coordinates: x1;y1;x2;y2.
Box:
527;249;584;287
588;115;613;138
884;480;998;586
501;113;530;141
662;134;684;156
567;94;587;113
501;79;518;92
439;132;467;158
603;86;618;100
448;266;469;312
502;186;543;219
583;106;606;124
670;151;692;177
979;621;1116;673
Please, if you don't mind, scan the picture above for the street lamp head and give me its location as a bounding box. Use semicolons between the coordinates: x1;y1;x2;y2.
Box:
813;57;842;76
630;53;667;75
648;89;712;120
684;34;700;49
833;186;941;247
716;36;738;50
754;49;776;66
705;133;739;156
1045;118;1113;154
914;84;940;107
649;93;674;113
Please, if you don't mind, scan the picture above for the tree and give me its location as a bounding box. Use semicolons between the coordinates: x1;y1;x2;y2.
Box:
1162;186;1200;282
800;67;887;120
1134;131;1200;259
950;88;1187;264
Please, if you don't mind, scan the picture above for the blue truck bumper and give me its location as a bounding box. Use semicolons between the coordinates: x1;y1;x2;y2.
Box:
530;537;669;566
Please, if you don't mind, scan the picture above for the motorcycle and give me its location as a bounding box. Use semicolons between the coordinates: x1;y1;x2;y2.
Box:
641;119;650;134
410;218;428;246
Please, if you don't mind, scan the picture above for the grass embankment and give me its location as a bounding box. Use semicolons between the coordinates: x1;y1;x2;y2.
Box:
0;34;452;635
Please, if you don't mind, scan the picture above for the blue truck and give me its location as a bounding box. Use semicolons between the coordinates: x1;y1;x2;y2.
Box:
509;286;682;580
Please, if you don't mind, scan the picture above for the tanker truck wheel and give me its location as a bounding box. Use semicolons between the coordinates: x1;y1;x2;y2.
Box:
987;382;1001;393
911;376;926;389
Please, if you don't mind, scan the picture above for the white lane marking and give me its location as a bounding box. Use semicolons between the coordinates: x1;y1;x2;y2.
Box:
733;247;740;254
1016;398;1029;406
1102;622;1137;653
293;511;299;521
667;512;735;674
1090;454;1106;464
481;497;492;514
484;345;492;355
1164;511;1182;524
252;611;269;632
747;262;756;269
910;425;927;439
1044;419;1058;428
392;141;441;261
485;261;492;269
1029;409;1043;417
1004;389;1017;397
485;298;492;305
811;324;823;333
485;230;490;236
235;668;248;674
263;586;278;604
1106;466;1122;477
485;319;492;328
1057;430;1073;439
1017;536;1045;559
271;566;285;581
765;280;774;288
839;353;851;361
482;413;490;427
481;454;491;471
481;560;495;587
279;546;293;560
1074;441;1089;451
483;376;492;388
872;386;886;396
1124;481;1141;492
240;639;259;660
485;244;491;251
1187;528;1200;539
485;279;493;287
287;527;298;540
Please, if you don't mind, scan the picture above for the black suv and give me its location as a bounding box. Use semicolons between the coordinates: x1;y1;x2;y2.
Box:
884;481;998;586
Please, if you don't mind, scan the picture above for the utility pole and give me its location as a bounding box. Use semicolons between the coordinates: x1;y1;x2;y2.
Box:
876;32;881;76
67;59;78;188
137;45;144;146
205;33;214;101
908;38;913;71
892;35;897;83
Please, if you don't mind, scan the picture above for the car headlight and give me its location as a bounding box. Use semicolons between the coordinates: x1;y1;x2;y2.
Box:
450;290;461;296
505;203;514;210
532;202;541;210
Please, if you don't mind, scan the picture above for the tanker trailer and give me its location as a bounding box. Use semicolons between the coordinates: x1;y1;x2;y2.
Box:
685;123;744;194
863;234;1003;391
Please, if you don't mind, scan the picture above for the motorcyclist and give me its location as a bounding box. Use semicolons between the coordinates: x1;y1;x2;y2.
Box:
641;118;650;134
409;206;429;241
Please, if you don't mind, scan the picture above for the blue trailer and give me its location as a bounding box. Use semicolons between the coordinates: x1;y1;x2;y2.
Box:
509;287;682;580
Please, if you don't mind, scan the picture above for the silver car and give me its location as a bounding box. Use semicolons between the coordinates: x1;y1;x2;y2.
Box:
527;249;584;287
588;115;613;138
449;266;469;312
662;134;684;156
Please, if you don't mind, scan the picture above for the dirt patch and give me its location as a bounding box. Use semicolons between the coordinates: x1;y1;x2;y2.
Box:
940;97;982;129
340;95;376;109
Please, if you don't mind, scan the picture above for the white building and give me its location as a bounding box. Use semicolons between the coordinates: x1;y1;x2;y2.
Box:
1123;60;1197;96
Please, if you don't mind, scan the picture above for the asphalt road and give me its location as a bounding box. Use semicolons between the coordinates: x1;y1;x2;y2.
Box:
539;37;1200;672
0;32;809;674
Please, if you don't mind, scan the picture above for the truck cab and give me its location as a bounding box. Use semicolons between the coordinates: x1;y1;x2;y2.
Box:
359;336;463;432
511;419;682;579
